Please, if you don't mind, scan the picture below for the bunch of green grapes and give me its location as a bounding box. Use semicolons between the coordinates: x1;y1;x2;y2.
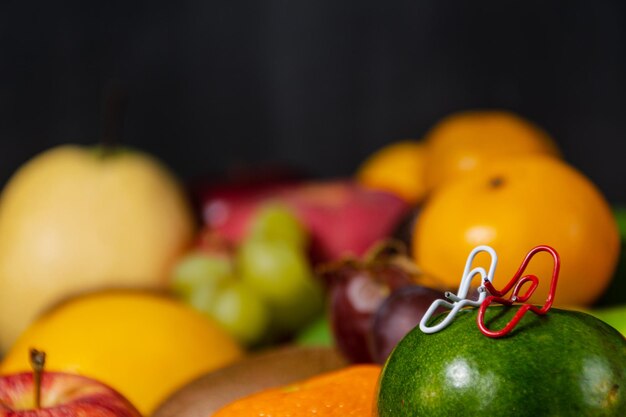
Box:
171;203;323;347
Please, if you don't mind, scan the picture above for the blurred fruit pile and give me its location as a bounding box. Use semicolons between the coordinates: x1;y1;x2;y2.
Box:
171;203;324;347
0;109;624;417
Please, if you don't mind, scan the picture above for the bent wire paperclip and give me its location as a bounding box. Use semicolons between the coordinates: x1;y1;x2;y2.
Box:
419;245;498;334
477;245;560;338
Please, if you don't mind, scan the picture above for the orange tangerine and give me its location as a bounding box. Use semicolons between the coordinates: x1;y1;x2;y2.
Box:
357;140;427;204
412;155;619;307
213;364;381;417
424;110;560;190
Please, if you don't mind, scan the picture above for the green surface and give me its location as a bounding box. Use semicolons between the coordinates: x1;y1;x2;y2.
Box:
295;314;333;347
591;306;626;336
377;306;626;416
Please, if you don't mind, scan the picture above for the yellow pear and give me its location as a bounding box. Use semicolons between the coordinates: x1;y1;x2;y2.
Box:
0;145;196;352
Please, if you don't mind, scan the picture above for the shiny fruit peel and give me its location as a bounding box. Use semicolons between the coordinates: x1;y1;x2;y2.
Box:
420;244;561;338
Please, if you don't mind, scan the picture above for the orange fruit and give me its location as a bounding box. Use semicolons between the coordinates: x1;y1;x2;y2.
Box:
357;140;427;204
0;291;244;415
213;364;381;416
424;110;560;190
412;155;619;307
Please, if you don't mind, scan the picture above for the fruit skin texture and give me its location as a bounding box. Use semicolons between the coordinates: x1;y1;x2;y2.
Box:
0;371;142;417
213;364;381;417
377;307;626;417
413;155;619;307
0;145;196;352
424;110;559;190
357;140;428;204
0;291;243;416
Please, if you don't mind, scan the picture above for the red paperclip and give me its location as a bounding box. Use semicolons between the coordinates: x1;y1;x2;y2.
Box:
477;245;560;338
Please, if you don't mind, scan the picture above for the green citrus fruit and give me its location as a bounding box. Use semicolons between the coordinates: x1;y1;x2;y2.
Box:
377;306;626;416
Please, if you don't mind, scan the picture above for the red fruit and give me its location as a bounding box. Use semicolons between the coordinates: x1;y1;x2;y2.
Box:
282;182;409;262
0;371;141;417
198;180;297;243
198;180;409;262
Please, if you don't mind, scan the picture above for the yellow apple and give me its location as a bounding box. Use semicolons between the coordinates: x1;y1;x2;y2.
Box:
0;145;196;352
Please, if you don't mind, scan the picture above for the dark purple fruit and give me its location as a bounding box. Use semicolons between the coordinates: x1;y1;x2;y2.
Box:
320;241;421;363
369;285;444;364
328;270;391;363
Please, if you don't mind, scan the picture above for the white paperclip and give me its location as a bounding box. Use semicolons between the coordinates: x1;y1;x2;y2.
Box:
419;245;498;334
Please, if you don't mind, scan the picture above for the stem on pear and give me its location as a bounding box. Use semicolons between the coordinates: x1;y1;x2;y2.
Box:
30;349;46;409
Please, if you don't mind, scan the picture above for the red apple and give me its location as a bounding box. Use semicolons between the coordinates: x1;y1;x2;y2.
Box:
281;182;409;261
0;351;141;417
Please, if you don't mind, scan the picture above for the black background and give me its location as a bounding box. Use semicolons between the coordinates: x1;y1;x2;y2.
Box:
1;1;625;202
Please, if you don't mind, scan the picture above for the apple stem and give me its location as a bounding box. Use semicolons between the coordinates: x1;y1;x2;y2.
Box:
101;80;128;154
30;349;46;409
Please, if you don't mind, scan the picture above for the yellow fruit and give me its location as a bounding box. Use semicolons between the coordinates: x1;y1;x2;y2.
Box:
412;155;619;307
0;291;244;415
424;110;560;190
0;145;196;352
356;140;427;204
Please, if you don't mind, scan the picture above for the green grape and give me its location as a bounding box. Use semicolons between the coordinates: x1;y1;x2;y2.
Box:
170;252;233;311
238;238;313;305
248;202;308;248
237;238;324;332
209;281;270;346
268;275;324;333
